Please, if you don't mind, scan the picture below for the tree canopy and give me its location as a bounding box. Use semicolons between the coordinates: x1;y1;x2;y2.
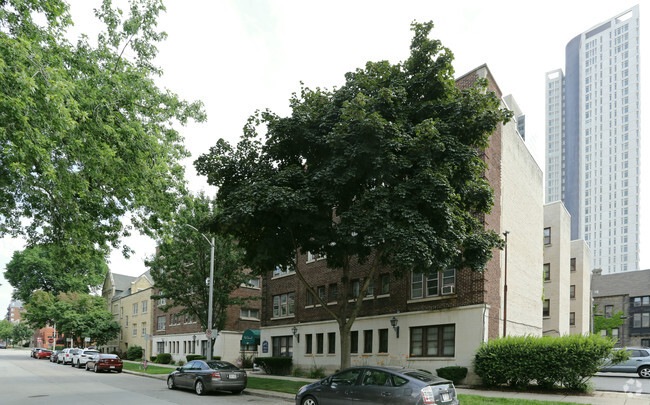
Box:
5;244;108;302
25;290;120;346
146;193;254;353
195;21;511;368
0;0;205;258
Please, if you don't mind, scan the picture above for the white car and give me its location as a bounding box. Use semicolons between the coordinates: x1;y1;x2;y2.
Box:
72;349;100;368
59;348;82;365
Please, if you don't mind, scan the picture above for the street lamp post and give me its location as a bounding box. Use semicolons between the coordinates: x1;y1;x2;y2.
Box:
185;224;215;361
503;230;510;338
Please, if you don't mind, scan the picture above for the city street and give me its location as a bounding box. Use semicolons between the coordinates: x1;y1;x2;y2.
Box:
0;349;291;405
591;373;650;395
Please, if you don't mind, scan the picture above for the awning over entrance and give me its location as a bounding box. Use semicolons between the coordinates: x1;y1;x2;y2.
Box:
241;329;260;346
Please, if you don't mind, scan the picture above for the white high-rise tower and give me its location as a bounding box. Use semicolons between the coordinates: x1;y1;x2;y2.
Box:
545;5;640;274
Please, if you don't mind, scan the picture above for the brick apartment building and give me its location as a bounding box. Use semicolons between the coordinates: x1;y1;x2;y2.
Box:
151;277;262;364
259;65;546;382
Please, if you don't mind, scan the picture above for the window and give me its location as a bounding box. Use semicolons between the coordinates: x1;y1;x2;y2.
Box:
543;264;551;281
273;259;296;277
133;303;138;315
307;251;326;262
570;285;575;299
305;334;313;354
328;283;338;302
410;324;455;357
380;274;390;295
350;331;359;354
157;316;166;331
570;312;575;326
605;305;613;318
378;329;388;353
142;323;147;337
363;330;373;353
157;342;164;354
272;336;293;357
328;332;336;354
316;333;324;354
351;279;360;298
132;324;137;337
306;290;315;306
411;269;456;299
158;298;166;306
272;293;295;317
641;339;650;347
142;300;148;314
543;300;550;317
544;227;551;245
246;278;261;288
366;279;374;297
318;286;326;303
240;308;260;320
570;258;576;272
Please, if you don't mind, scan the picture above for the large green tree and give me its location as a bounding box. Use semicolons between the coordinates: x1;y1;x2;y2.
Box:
5;244;108;302
12;322;33;345
146;194;253;357
195;22;511;368
25;291;120;347
0;0;205;259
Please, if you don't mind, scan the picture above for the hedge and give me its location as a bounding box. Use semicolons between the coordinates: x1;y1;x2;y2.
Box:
254;357;292;375
436;366;468;385
126;345;144;361
474;334;626;391
156;353;172;364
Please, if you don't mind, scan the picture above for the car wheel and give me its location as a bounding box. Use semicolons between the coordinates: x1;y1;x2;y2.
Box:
117;369;122;373
85;363;89;371
301;395;319;405
167;376;176;390
231;389;243;395
639;366;650;378
94;364;99;373
195;380;205;395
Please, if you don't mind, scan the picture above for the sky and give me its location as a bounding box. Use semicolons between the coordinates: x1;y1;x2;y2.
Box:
0;0;646;312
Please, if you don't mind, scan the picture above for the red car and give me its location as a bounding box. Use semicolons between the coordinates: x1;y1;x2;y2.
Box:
85;353;123;373
35;349;53;359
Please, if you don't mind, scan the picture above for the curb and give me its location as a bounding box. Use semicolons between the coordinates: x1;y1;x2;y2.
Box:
121;369;295;402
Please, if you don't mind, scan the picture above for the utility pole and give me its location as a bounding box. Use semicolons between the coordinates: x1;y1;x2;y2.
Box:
503;231;510;338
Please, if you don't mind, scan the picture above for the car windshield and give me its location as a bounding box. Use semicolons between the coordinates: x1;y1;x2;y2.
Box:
206;361;238;370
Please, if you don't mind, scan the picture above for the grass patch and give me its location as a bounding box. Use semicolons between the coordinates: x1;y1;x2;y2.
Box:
122;361;174;375
247;376;308;394
456;395;582;405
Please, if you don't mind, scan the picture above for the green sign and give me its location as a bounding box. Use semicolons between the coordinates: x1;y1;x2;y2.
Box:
241;329;260;345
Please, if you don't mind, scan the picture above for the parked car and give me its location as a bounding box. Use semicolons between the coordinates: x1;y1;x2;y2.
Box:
0;342;7;349
59;348;81;365
35;349;53;359
50;350;63;363
30;348;42;358
85;353;123;373
600;347;650;378
295;366;459;405
72;349;100;368
166;360;247;395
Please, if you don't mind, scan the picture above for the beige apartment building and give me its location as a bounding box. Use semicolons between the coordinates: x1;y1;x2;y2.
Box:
543;202;591;336
101;270;155;357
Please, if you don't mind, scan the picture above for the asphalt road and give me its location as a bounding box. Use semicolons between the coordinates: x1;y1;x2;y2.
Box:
592;372;650;395
0;348;291;405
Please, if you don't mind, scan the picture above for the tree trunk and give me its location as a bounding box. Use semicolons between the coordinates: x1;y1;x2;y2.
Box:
338;319;353;369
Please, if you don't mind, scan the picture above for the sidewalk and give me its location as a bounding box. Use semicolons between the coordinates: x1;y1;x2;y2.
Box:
123;365;650;404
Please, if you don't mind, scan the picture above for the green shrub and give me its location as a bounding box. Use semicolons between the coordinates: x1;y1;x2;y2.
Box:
436;366;468;385
156;353;172;364
474;334;625;391
254;357;293;375
308;366;326;379
240;354;255;368
170;360;176;365
186;354;207;362
150;355;157;362
178;360;185;366
126;345;144;361
291;365;305;377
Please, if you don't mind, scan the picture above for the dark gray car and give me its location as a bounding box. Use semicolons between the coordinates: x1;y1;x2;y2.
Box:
166;360;247;395
295;366;458;405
